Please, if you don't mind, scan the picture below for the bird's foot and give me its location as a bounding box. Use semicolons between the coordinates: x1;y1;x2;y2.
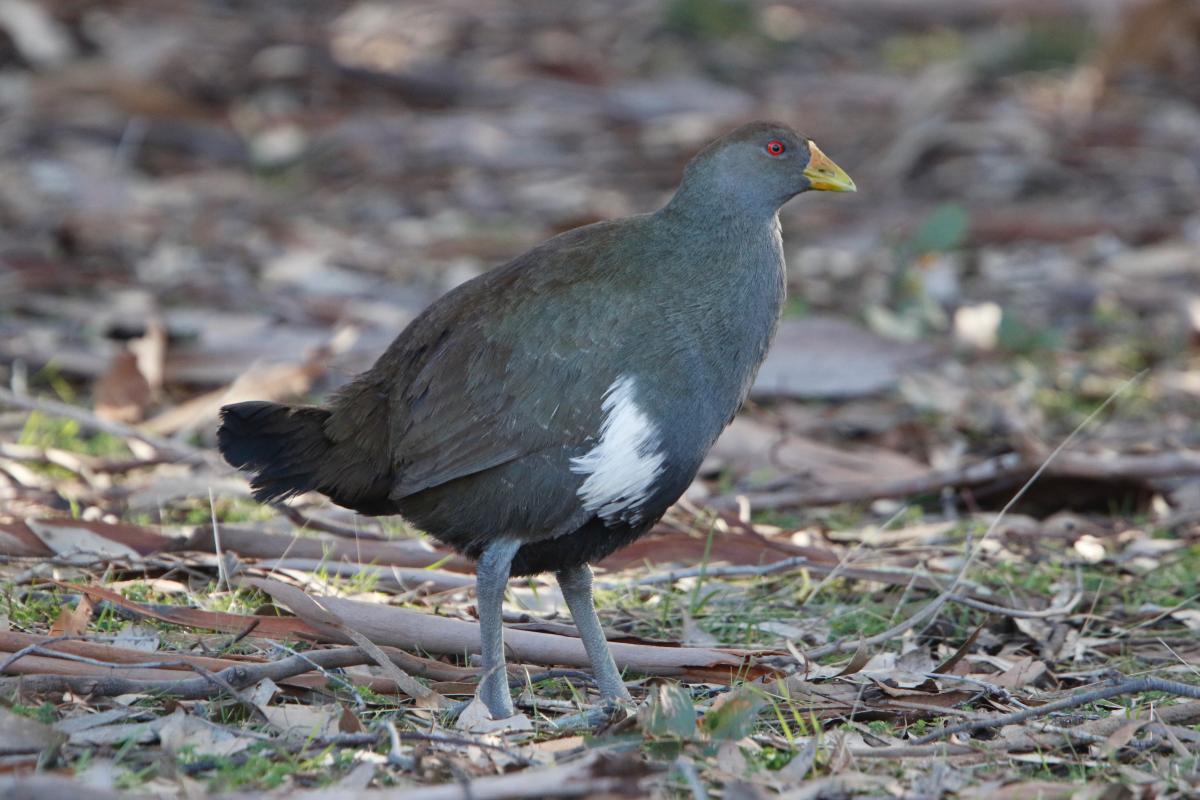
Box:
551;699;635;732
458;692;532;733
597;677;634;704
479;678;516;721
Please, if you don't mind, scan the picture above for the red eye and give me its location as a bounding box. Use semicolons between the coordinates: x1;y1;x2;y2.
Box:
766;140;785;156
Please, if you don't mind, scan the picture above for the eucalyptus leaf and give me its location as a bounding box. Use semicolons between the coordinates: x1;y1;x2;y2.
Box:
701;688;765;742
644;683;697;739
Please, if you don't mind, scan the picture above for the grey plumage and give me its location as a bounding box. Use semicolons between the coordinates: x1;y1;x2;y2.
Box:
218;120;855;718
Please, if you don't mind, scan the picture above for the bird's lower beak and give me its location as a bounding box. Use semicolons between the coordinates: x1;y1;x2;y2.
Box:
803;142;856;193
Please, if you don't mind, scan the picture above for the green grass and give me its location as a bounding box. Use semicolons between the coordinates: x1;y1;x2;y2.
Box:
4;588;64;630
663;0;754;39
174;745;357;793
825;601;895;639
16;412;133;481
9;702;58;725
151;496;279;526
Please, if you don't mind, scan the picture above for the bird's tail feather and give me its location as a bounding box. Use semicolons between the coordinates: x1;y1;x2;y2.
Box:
218;400;395;515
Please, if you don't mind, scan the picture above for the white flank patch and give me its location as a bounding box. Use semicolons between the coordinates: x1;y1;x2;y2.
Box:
569;375;666;524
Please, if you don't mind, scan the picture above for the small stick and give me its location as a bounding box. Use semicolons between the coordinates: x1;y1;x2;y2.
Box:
2;645;223;672
912;675;1200;744
273;503;386;541
0;634;78;673
0;645;374;698
185;662;274;726
946;590;1081;619
0;386;212;466
610;554;985;596
210;487;230;593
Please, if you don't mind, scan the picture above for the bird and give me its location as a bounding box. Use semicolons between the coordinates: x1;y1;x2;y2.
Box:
217;121;855;720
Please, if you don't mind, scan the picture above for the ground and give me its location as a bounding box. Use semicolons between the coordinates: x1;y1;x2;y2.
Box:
0;0;1199;797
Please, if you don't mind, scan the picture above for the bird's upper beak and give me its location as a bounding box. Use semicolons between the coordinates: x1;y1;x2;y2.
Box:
803;142;856;193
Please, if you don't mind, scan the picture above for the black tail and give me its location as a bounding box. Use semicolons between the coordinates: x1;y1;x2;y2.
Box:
218;401;395;515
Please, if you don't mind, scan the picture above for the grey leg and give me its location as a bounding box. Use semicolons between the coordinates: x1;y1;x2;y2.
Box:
556;563;631;703
476;538;522;719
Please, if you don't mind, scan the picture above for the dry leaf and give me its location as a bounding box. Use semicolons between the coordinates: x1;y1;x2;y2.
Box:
1100;717;1149;758
455;695;533;733
157;709;254;757
26;518;143;560
262;704;341;737
681;609;719;646
112;623;159;652
0;705;64;756
94;349;153;423
337;705;365;734
50;595;93;637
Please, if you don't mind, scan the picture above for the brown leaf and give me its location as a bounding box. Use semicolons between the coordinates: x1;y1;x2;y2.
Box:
990;656;1048;690
599;522;835;571
50;595;93;637
0;652;191;681
26;518;142;560
2;518;171;559
158;709;254;757
0;630;235;673
93;348;152;423
62;582;322;640
179;525;472;572
831;641;873;678
261;704;341;737
710;417;930;490
931;624;984;678
129;317;167;397
1101;717;1149;758
338;705;365;734
142;326;352;436
681;609;719;646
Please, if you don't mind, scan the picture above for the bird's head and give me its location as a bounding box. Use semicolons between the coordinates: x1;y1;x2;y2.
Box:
671;121;856;219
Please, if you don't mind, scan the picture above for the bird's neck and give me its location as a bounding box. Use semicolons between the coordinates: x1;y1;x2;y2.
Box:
661;187;784;230
649;204;787;375
653;202;785;282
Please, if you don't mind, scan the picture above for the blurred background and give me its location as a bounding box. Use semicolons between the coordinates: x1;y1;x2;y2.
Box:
1;0;1198;524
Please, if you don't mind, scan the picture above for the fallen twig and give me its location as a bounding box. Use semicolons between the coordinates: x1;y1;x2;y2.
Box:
609;554;988;597
723;446;1198;511
0;386;215;467
185;661;274;725
0;645;376;698
243;577;754;678
273;502;387;541
912;675;1200;744
946;590;1082;619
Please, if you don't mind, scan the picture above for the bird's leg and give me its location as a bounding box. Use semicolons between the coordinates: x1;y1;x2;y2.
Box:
556;563;631;703
476;538;522;719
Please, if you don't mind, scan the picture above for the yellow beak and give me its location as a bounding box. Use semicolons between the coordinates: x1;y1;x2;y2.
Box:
803;142;856;193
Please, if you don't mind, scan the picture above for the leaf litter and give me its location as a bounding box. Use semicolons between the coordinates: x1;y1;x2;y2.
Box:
1;0;1199;797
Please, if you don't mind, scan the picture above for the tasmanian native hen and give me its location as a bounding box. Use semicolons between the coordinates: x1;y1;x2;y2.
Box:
218;121;855;719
